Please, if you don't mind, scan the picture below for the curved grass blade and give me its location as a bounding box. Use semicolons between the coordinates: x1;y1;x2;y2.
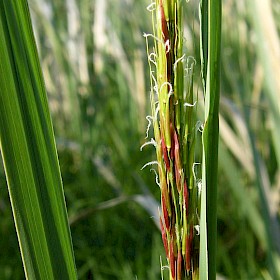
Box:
0;1;77;278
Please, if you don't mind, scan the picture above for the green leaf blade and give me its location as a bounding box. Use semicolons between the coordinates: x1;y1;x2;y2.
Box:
200;0;221;279
0;1;77;279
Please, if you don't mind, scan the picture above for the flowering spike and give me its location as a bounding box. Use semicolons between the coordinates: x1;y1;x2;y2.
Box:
144;0;200;278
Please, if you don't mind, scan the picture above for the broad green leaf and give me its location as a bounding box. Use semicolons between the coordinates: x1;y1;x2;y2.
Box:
0;1;77;279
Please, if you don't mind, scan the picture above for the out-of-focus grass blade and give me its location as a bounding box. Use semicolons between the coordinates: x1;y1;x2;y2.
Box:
246;3;280;272
0;1;77;279
219;142;267;249
200;0;221;279
247;0;280;167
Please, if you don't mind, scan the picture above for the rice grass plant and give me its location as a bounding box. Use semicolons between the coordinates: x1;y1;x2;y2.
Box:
144;0;220;279
3;0;278;279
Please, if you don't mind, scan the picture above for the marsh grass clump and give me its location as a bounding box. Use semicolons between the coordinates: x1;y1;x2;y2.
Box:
143;0;202;279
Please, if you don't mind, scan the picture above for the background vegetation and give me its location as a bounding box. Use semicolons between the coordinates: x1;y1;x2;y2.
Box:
0;0;279;279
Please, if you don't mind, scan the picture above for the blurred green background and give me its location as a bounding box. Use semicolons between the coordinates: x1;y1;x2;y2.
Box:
0;0;279;279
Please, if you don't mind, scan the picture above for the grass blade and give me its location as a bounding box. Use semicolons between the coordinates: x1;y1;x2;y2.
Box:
247;0;280;167
200;0;221;279
0;1;77;278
